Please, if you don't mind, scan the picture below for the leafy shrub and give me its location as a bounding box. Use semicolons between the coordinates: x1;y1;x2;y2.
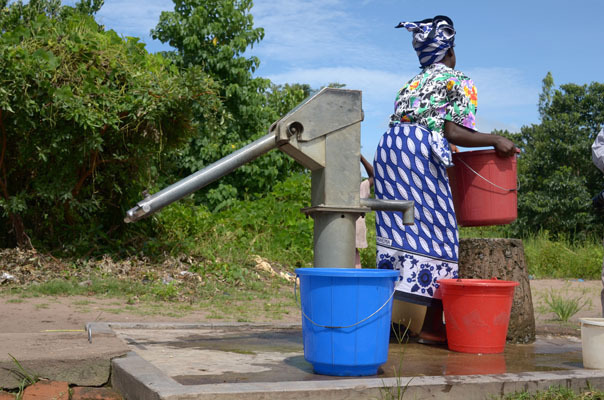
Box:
0;1;221;251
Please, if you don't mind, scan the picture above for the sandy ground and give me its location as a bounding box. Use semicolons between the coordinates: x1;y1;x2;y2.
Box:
0;279;601;335
529;279;602;335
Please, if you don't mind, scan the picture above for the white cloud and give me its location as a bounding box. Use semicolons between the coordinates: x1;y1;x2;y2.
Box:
466;67;539;108
268;66;413;104
94;0;171;38
250;0;410;70
61;0;173;52
76;0;540;136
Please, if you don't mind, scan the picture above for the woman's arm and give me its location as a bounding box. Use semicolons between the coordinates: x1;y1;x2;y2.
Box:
444;121;517;157
360;155;374;186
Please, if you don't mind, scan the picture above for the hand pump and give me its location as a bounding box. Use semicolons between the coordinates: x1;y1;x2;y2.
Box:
125;88;414;268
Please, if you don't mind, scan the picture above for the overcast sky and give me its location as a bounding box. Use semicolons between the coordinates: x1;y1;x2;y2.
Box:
66;0;604;160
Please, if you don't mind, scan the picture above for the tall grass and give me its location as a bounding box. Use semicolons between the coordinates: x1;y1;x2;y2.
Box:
522;232;602;279
147;174;603;280
149;172;315;273
460;227;603;280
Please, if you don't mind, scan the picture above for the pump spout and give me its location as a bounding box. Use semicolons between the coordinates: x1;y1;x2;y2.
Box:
124;132;278;223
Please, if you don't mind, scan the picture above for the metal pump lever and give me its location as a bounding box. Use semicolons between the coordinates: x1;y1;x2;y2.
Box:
124;133;277;223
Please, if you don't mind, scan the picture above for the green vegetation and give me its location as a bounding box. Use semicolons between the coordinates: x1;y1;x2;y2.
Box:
0;0;310;254
151;0;309;211
461;226;603;280
523;232;602;279
509;72;604;240
0;0;602;291
7;354;40;399
498;385;604;399
378;324;411;400
0;0;221;251
150;172;314;270
542;289;590;322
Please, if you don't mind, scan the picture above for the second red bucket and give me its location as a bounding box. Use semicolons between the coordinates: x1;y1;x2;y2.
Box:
448;149;517;226
439;278;519;354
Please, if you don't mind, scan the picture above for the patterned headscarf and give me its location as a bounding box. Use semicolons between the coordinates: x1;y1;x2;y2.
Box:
396;16;456;67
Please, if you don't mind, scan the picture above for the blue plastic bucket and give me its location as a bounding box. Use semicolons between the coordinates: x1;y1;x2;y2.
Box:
295;268;399;376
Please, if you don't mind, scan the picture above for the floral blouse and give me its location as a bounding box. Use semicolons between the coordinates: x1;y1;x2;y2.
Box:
389;63;478;166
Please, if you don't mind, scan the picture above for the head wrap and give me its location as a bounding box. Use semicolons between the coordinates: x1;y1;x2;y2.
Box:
396;16;455;67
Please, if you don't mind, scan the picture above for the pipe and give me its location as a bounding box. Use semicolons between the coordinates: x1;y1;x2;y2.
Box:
360;198;415;225
124;132;278;223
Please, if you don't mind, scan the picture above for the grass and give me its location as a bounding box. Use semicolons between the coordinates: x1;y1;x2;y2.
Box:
378;323;411;400
541;289;591;322
459;226;603;280
497;385;604;399
72;299;94;306
6;354;40;399
522;232;602;279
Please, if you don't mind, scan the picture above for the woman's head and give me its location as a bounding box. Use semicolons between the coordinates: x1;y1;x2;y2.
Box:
396;16;456;68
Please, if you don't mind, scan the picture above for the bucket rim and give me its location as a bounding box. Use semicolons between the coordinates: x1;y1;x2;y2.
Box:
295;267;399;279
452;149;501;158
580;317;604;327
438;278;519;288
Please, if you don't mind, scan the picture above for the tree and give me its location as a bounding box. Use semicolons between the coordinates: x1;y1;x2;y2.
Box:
152;0;306;210
511;73;604;239
0;0;221;251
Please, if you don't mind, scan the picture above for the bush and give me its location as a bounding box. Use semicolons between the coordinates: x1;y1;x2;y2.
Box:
0;1;221;252
152;172;314;270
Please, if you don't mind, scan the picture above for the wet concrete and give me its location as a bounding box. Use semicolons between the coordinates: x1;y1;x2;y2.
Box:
99;322;604;399
111;324;583;386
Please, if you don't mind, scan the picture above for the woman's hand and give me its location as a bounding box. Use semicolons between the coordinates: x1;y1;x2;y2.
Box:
493;136;517;157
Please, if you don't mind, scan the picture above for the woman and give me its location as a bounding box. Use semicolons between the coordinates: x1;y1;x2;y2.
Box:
355;155;374;268
374;16;516;343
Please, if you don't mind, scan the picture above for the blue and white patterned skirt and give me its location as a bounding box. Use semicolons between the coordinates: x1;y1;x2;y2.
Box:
374;123;459;306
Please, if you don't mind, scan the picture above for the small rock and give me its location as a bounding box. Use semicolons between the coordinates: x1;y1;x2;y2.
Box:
0;272;15;283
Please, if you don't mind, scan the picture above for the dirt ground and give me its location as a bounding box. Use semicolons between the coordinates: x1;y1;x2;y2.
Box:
0;279;601;336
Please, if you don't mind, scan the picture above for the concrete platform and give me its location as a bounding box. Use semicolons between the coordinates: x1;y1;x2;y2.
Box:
85;322;604;400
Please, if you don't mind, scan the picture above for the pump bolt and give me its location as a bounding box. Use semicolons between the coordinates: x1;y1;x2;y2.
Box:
287;121;304;136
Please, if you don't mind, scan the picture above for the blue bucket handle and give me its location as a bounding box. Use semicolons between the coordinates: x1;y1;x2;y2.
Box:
294;274;396;329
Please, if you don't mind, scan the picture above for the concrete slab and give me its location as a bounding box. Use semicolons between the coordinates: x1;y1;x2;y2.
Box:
100;322;604;400
0;329;129;389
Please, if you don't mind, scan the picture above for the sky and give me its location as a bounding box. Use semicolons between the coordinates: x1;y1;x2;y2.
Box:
64;0;604;161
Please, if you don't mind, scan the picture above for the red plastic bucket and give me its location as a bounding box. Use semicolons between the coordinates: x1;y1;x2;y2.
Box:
448;149;517;226
439;278;519;354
